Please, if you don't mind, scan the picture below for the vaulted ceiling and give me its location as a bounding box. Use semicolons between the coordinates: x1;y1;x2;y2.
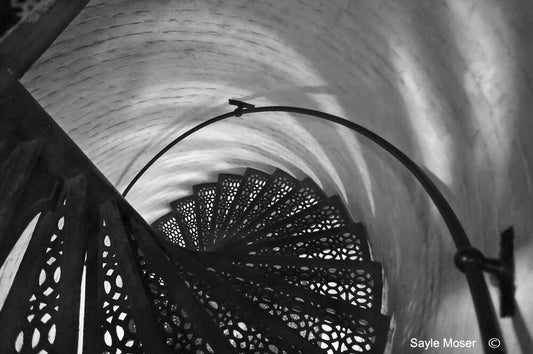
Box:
15;0;533;352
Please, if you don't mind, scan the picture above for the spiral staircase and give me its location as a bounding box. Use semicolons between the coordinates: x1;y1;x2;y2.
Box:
0;125;391;354
0;0;524;351
150;168;391;353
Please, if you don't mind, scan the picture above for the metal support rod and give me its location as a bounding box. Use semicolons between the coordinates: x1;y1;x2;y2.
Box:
122;102;506;353
465;263;505;353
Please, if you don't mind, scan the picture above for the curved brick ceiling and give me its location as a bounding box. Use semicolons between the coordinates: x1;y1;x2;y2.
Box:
20;0;533;352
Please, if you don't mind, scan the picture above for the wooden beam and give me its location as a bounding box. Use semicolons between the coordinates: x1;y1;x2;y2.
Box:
0;0;90;78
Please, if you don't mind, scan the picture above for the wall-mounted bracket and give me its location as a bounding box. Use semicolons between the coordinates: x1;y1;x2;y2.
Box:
454;227;515;317
229;99;255;117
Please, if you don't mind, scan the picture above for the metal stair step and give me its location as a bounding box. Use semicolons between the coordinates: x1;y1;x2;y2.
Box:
213;168;270;247
193;183;218;251
223;176;325;248
210;253;383;311
153;238;322;354
129;216;237;353
151;211;187;247
223;169;298;243
197;253;390;354
95;200;171;354
207;174;242;250
171;196;201;251
0;176;100;354
228;223;372;262
231;195;351;247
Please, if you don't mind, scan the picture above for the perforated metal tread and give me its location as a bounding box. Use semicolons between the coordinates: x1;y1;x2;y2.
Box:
0;176;91;354
159;242;322;354
212;168;270;247
147;167;391;353
152;212;187;247
171;196;201;251
193;183;218;251
233;195;352;247
196;253;390;354
205;253;384;311
224;177;327;248
207;174;242;250
222;169;298;244
228;223;372;262
128;215;237;353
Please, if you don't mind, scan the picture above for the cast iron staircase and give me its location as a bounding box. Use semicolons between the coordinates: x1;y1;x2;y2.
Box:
151;167;391;353
0;133;391;353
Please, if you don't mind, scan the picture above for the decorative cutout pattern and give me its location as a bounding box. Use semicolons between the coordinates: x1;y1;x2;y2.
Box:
247;200;349;245
250;228;370;261
195;184;217;250
133;246;213;352
226;172;297;241
211;176;241;237
14;212;65;353
156;214;185;247
177;265;300;354
174;198;200;251
1;137;391;353
241;180;325;242
233;261;380;310
216;171;269;243
133;168;387;352
99;229;143;353
210;266;379;353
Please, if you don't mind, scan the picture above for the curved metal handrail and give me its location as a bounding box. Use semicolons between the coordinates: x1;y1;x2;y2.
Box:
123;103;505;353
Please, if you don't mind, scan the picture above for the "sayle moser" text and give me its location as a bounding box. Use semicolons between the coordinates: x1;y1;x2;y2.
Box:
410;338;477;350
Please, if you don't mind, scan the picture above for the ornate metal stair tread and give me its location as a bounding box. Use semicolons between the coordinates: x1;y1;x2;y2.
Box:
207;174;242;249
128;213;238;353
170;195;201;251
0;175;90;353
203;252;384;311
230;223;372;262
149;167;390;352
195;252;390;353
213;168;270;246
223;176;327;248
233;195;352;247
152;211;187;247
149;228;324;354
221;169;300;245
193;182;218;251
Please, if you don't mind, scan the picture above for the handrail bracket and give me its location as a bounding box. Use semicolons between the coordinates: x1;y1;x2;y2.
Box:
454;227;516;317
229;99;255;117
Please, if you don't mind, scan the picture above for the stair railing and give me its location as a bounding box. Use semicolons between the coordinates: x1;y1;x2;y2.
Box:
123;100;514;354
